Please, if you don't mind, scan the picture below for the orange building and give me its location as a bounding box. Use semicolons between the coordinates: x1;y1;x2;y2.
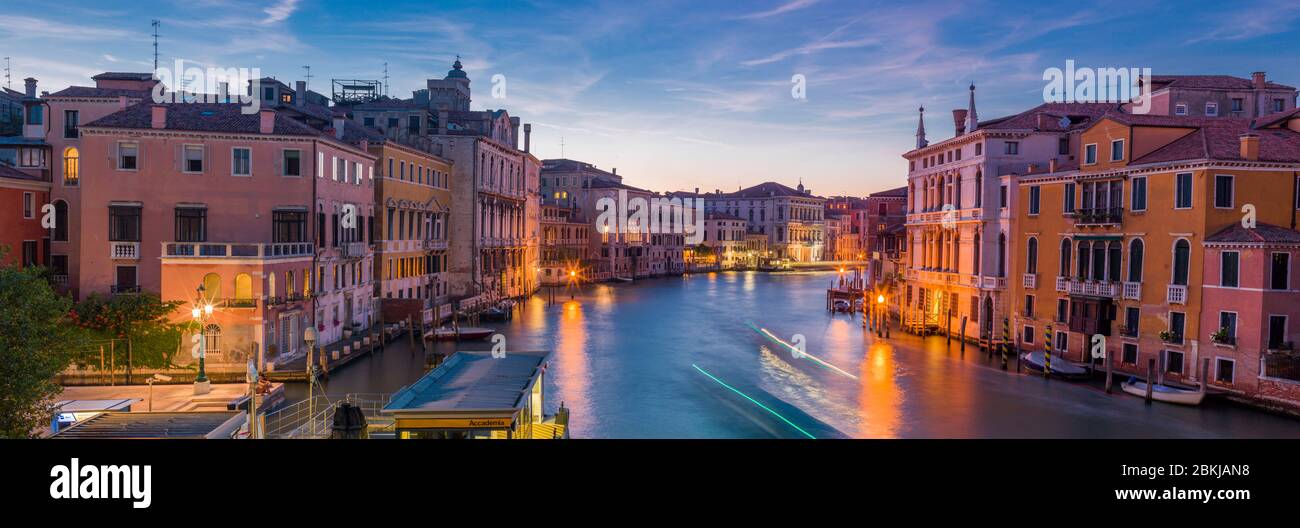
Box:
1011;109;1300;406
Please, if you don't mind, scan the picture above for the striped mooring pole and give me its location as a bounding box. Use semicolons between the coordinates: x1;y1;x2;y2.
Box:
1000;317;1010;370
1043;324;1054;378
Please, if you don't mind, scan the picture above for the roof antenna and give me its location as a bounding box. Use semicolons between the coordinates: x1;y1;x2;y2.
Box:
382;62;389;97
151;20;160;73
560;136;565;158
302;65;312;89
3;57;9;90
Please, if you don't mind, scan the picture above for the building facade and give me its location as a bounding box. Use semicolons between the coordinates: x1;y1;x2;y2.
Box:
369;138;453;311
702;181;825;262
1010;110;1300;408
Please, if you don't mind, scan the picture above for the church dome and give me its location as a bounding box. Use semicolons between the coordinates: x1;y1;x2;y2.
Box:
446;58;468;80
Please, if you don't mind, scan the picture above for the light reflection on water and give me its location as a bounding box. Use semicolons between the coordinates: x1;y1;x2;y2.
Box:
308;271;1300;439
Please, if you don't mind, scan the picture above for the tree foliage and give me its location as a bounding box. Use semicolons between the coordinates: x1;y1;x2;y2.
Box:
69;292;185;370
0;264;87;438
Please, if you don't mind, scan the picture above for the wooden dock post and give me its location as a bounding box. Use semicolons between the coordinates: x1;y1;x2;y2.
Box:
1145;358;1155;404
1200;358;1209;393
946;311;952;346
1105;343;1114;393
959;317;967;354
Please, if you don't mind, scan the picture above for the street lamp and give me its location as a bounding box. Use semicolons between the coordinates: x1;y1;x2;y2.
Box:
303;325;318;420
192;284;212;395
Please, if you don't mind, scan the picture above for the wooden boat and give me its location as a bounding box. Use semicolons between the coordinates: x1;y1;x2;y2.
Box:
1121;378;1205;406
832;299;852;312
1019;351;1091;379
481;307;512;322
614;277;634;283
426;327;494;341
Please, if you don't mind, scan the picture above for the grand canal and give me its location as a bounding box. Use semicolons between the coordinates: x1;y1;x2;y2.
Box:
293;271;1300;439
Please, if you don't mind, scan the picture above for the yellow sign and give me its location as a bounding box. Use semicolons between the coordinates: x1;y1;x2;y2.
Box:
396;417;514;429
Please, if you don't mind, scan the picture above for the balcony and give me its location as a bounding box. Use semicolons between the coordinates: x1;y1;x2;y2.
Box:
1062;277;1120;298
1122;282;1141;300
341;241;369;259
162;241;314;259
980;276;1006;290
1167;284;1187;304
1022;273;1037;289
423;239;448;251
1055;276;1068;292
110;241;140;260
1072;207;1123;227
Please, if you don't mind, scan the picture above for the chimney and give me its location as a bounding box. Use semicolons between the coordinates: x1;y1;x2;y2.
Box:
118;95;129;111
1049;158;1058;173
151;105;167;129
694;187;700;195
612;168;617;176
1252;72;1267;90
23;77;36;98
259;108;276;134
296;81;306;107
1240;133;1260;161
332;115;346;140
952;109;967;136
1027;163;1038;174
523;123;532;153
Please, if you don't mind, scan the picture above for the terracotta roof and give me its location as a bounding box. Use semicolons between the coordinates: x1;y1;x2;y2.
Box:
0;163;44;182
91;72;155;82
1150;75;1295;91
588;177;650;193
978;102;1118;132
1253;107;1300;129
1123;115;1300;164
83;103;323;136
354;98;427;111
45;86;150;99
1205;223;1300;244
869;186;908;198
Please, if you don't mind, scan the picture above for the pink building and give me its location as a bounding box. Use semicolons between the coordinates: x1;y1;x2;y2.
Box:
1200;223;1300;408
74;102;375;371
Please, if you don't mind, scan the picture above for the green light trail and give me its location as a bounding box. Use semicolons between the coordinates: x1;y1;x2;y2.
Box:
692;363;816;440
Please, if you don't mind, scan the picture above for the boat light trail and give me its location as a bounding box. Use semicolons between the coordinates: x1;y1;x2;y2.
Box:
746;322;858;380
692;364;816;440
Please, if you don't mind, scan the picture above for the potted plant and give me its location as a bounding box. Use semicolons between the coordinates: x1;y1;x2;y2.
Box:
1210;327;1232;345
1158;330;1180;343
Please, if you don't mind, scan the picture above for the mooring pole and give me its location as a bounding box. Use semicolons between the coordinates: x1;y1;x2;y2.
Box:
1145;358;1155;404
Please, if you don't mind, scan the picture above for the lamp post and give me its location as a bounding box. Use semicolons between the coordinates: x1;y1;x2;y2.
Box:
191;284;214;395
876;293;886;338
302;325;318;423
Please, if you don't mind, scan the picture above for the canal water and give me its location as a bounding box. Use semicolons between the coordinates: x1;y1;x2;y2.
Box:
294;271;1300;439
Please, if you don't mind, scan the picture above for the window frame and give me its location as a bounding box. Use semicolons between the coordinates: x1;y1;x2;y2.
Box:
1110;139;1125;162
1213;174;1234;209
1214;357;1235;384
1220;250;1239;287
1084;143;1097;165
1270;252;1291;290
1174;172;1193;209
182;144;205;174
231;147;253;177
116;141;139;171
282;149;302;177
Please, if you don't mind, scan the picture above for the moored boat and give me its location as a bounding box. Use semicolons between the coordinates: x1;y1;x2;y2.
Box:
1121;378;1206;406
1019;351;1091;379
426;327;494;341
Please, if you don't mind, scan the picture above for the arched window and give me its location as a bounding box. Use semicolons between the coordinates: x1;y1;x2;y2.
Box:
973;233;981;275
268;272;277;299
52;200;68;241
1128;239;1144;282
1026;237;1038;274
1059;238;1072;276
1173;239;1190;286
202;272;222;300
63;147;79;186
203;324;221;356
974;170;983;207
1107;241;1121;281
997;233;1006;277
234;273;253;301
1078;241;1091;278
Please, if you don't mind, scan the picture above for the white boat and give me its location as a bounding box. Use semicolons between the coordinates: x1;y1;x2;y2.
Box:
614;277;634;283
1121;379;1205;406
832;299;852;312
1020;351;1090;379
426;327;494;341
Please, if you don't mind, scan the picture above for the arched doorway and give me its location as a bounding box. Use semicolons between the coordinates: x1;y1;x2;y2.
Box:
982;296;994;341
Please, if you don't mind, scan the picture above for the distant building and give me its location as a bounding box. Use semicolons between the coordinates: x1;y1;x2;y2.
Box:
539;201;589;285
699;212;748;270
701;181;825;262
1128;72;1297;119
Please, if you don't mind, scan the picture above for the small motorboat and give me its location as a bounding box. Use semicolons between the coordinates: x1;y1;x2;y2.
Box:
481;307;512;322
614;277;634;283
426;326;494;341
832;299;852;312
1020;351;1091;379
1121;378;1205;406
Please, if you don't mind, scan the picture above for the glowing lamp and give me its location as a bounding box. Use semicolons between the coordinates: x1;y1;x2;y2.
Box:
204;304;214;316
191;307;201;319
876;295;885;304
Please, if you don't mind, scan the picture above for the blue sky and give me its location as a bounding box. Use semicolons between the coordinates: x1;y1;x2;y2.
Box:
3;0;1299;195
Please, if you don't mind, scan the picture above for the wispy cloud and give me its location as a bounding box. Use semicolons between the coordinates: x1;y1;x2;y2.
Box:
736;0;820;20
262;0;302;25
1187;0;1300;43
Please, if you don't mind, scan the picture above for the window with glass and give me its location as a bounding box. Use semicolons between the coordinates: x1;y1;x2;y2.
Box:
109;205;141;241
283;150;301;176
1175;172;1192;208
1271;252;1290;290
1220;251;1239;287
175;207;206;242
272;210;307;243
1218;311;1237;344
232;148;251;176
1214;175;1233;208
63;147;79;185
1165;350;1185;374
118;142;138;170
1004;141;1019;155
1124;307;1139;337
184;145;204;173
1131;176;1147;211
1173;240;1190;286
1084;144;1097;164
64;110;79;139
1110;139;1124;161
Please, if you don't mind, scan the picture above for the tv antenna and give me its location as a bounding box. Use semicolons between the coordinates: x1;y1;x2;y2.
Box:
560;137;565;158
151;20;160;72
302;65;313;89
3;57;10;90
382;62;389;97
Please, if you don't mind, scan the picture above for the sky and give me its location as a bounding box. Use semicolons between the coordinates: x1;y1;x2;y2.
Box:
2;0;1299;196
